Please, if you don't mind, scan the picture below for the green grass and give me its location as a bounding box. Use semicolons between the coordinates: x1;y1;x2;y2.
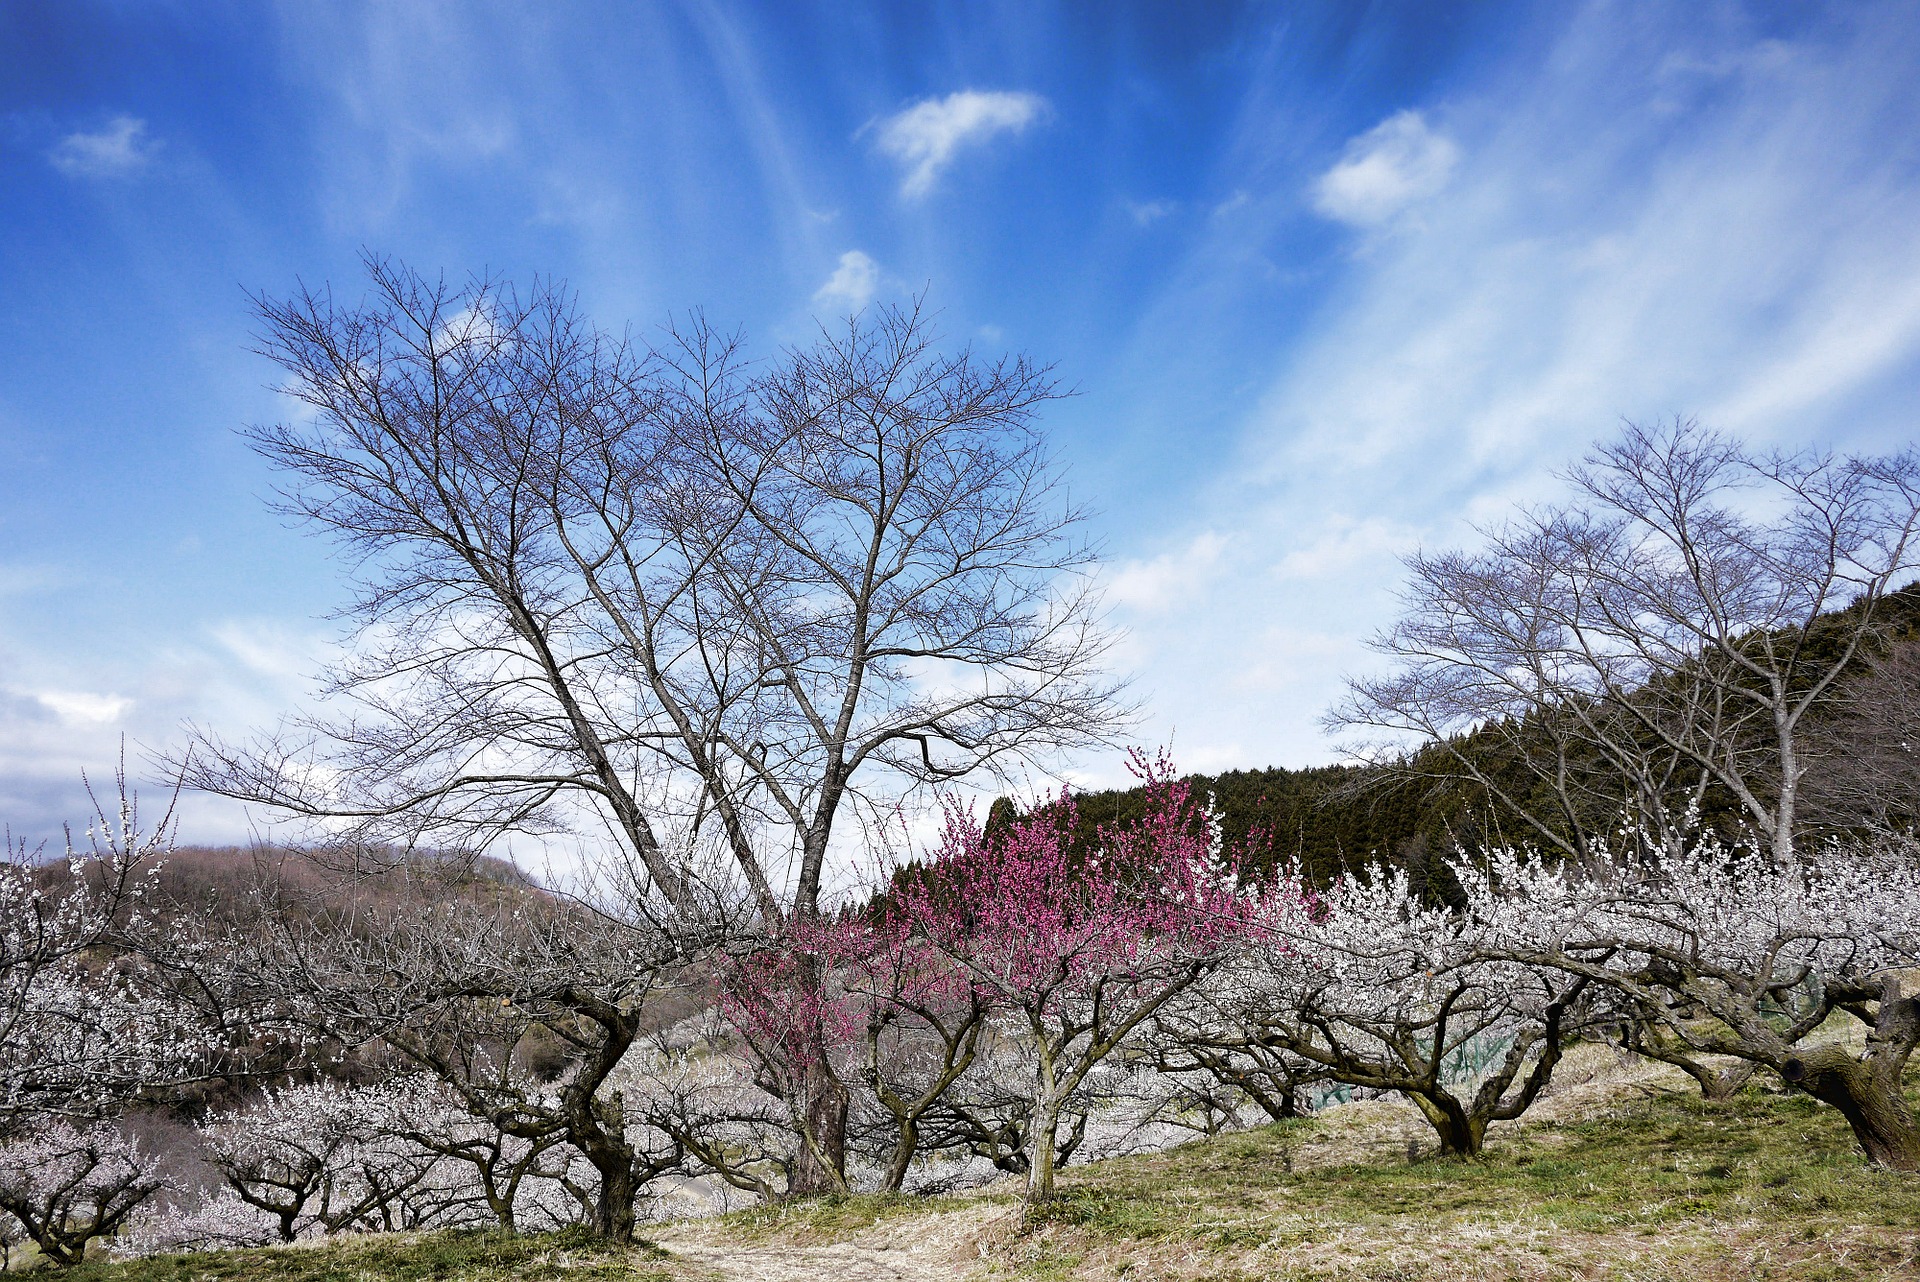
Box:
57;1228;676;1282
1032;1088;1919;1237
1002;1085;1920;1279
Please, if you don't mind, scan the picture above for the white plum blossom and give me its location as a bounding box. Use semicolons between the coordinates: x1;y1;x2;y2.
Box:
0;1120;166;1266
1227;860;1592;1155
1455;829;1920;1167
197;1077;452;1242
2;786;213;1137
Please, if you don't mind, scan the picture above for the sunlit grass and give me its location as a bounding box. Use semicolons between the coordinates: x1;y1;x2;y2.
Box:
708;1189;933;1241
61;1227;676;1282
1004;1084;1920;1279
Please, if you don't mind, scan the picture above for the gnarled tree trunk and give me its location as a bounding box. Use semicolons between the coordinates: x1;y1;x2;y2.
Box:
1409;1091;1486;1156
1781;1045;1920;1171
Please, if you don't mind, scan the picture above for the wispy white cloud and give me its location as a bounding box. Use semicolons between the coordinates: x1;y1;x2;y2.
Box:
1274;22;1920;480
1272;517;1418;582
270;7;519;228
35;691;131;726
1106;531;1229;616
1126;198;1177;226
210;619;330;684
814;249;880;309
873;90;1047;198
1210;190;1250;218
1311;110;1458;227
49;116;158;179
0;614;334;845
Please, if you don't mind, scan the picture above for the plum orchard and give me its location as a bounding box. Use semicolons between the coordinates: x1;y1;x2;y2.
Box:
176;260;1128;1197
5;774;1920;1261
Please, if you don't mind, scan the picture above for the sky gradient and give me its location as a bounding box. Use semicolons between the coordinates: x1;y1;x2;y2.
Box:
5;1;1920;847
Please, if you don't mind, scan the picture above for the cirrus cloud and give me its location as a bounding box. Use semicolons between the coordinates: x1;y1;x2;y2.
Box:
873;90;1048;198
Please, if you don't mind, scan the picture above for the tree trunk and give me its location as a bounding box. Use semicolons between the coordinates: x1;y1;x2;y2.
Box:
573;1090;638;1240
591;1153;637;1241
1409;1090;1484;1156
484;1180;517;1233
1026;1098;1064;1205
1690;1060;1756;1101
790;1066;850;1196
1781;1047;1920;1171
881;1117;917;1194
1621;1016;1755;1102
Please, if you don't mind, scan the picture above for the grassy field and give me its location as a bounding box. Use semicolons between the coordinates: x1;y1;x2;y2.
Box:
996;1084;1920;1279
46;1067;1920;1281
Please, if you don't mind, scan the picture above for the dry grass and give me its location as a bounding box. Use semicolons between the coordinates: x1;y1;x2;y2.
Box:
53;1049;1920;1281
997;1075;1920;1280
691;1044;1920;1280
58;1228;680;1281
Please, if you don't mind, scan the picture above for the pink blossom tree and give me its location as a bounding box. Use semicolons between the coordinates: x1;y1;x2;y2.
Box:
893;753;1275;1204
716;930;863;1195
835;918;995;1193
718;909;997;1196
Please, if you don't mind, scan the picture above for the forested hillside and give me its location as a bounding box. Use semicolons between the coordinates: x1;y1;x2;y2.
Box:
1053;582;1920;897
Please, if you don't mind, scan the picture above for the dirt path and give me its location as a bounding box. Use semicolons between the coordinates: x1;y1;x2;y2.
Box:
650;1201;1009;1282
660;1239;972;1282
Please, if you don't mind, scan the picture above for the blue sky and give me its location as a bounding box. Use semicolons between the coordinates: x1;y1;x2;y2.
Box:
5;1;1920;845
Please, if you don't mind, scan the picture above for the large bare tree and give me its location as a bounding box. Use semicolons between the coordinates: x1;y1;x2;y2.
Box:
178;258;1125;1193
1330;420;1920;865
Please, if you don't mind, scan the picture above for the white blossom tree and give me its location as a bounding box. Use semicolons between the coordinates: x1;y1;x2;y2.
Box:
198;1077;449;1242
1146;1000;1323;1124
218;859;684;1241
2;774;215;1142
1231;864;1592;1156
1461;829;1920;1168
386;1087;584;1233
0;1120;166;1266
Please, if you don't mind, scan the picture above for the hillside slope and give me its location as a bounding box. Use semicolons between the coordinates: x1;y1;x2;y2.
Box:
1051;583;1920;894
